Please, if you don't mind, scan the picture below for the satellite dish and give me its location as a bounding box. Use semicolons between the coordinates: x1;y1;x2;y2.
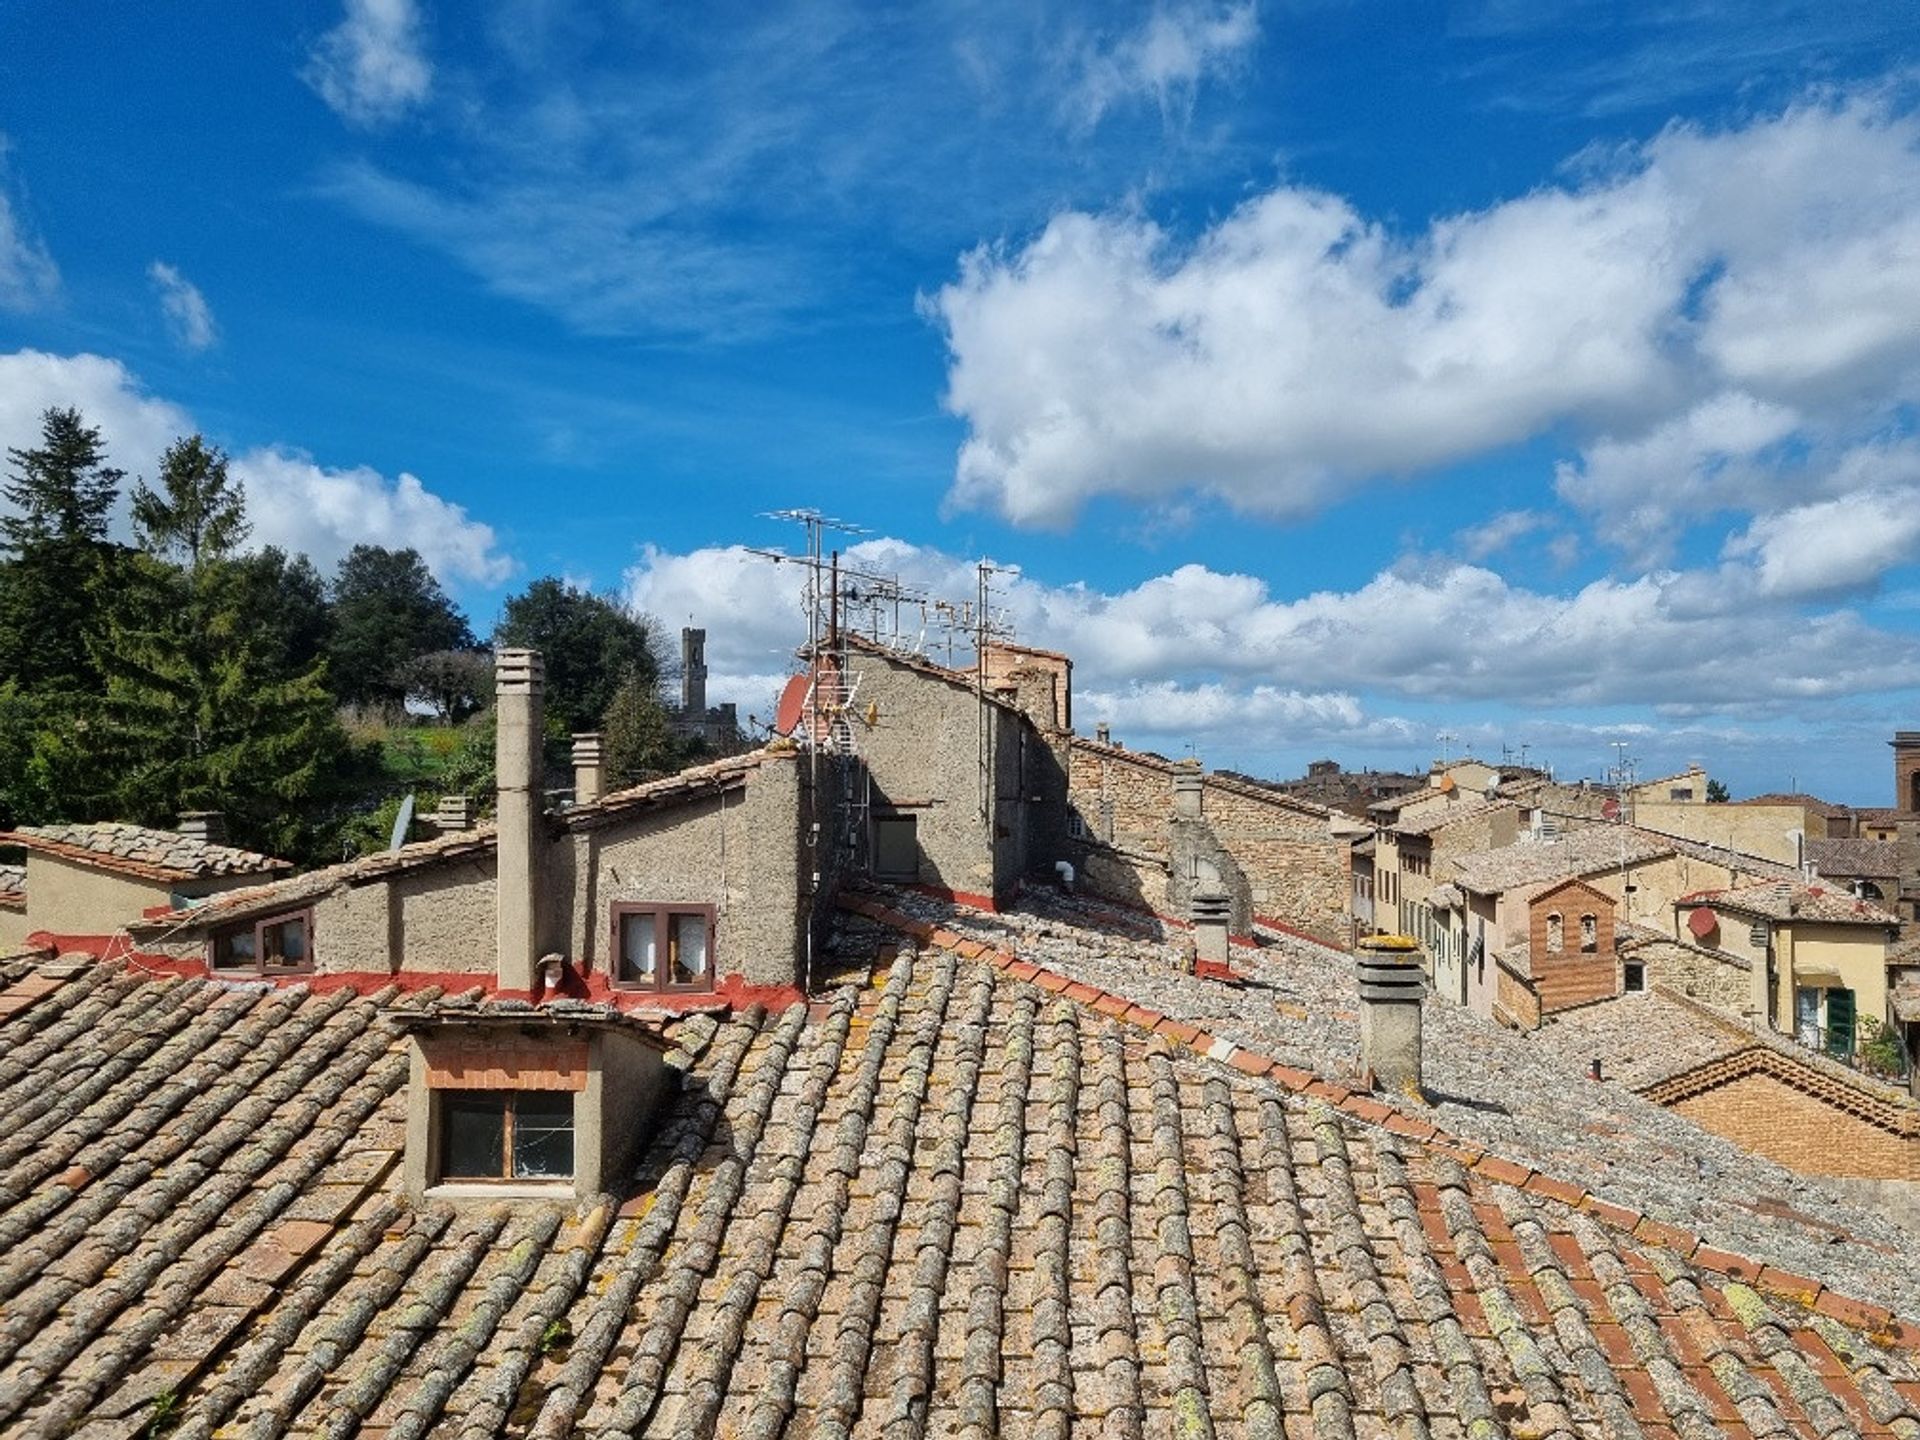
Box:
773;673;809;736
389;793;416;851
1601;797;1621;821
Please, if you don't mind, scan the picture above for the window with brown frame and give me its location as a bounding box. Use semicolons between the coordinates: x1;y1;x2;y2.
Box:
439;1090;575;1180
610;903;715;992
211;909;313;973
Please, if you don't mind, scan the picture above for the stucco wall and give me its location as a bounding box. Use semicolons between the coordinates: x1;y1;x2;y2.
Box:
1776;922;1892;1034
1636;802;1806;865
0;904;29;955
22;853;173;939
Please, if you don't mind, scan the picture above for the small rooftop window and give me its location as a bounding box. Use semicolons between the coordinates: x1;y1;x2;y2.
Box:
212;910;312;974
442;1090;575;1181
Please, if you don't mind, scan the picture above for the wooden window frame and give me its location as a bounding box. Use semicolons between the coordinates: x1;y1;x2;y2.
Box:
210;908;315;975
437;1089;576;1183
609;903;717;994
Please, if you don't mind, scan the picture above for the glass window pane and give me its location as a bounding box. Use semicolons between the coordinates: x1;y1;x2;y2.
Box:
620;912;657;985
262;917;308;966
214;928;256;969
512;1092;575;1178
672;913;709;984
443;1093;507;1178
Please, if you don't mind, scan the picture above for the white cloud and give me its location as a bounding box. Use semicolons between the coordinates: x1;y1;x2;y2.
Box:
929;94;1920;529
0;349;511;587
1455;509;1548;561
0;137;58;312
304;0;432;127
1064;2;1259;131
147;261;218;352
1725;475;1920;601
623;532;1920;728
229;449;512;586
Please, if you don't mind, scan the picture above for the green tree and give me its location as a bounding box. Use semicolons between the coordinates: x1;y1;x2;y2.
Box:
0;407;125;691
602;670;676;787
130;434;249;570
493;578;662;734
328;545;474;709
218;547;332;675
1706;778;1730;803
398;648;492;723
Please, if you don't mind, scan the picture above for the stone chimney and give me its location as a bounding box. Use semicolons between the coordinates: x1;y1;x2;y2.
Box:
572;732;606;805
1190;888;1231;967
1355;934;1424;1101
495;649;545;995
682;627;707;714
1095;722;1110;744
177;811;227;845
1172;760;1204;820
428;795;475;834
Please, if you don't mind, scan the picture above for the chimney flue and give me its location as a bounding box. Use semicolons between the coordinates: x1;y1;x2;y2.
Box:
572;732;606;805
1172;760;1204;820
1096;722;1111;744
495;649;545;995
1191;888;1231;968
1355;934;1425;1101
177;810;227;845
429;794;475;834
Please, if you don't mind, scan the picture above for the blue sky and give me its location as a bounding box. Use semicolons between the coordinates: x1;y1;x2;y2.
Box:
4;2;1920;801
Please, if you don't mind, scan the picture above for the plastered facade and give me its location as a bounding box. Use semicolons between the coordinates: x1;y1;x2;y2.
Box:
1635;802;1808;866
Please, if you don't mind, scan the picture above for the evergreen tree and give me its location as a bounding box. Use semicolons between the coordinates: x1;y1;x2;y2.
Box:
0;408;125;690
130;434;248;570
1;406;121;551
494;578;662;734
602;669;676;786
328;545;474;709
217;547;333;675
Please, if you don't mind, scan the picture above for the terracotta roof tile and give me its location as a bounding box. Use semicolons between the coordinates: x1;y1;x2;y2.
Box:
1;823;289;882
1;930;1915;1436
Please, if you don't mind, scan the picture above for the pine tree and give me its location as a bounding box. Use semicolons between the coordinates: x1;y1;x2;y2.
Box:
1;406;122;552
602;669;677;786
0;407;125;690
130;434;249;570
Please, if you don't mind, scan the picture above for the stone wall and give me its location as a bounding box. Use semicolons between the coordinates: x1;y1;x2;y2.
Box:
1630;937;1751;1014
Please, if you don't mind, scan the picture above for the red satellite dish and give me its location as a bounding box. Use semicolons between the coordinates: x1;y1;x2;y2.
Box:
772;673;809;736
1601;797;1621;820
1687;905;1718;940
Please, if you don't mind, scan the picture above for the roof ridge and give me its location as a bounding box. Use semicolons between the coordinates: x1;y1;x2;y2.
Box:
840;888;1919;1344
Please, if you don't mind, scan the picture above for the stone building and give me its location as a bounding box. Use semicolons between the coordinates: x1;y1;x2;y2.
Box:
663;626;740;749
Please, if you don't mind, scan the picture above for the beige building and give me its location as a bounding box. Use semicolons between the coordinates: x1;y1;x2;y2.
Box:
0;818;288;957
1674;882;1899;1062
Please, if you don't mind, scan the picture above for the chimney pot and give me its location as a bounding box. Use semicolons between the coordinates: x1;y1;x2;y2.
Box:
572;732;606;805
1172;760;1204;820
1190;888;1231;966
429;794;475;833
177;810;227;845
1355;934;1424;1101
1096;722;1111;744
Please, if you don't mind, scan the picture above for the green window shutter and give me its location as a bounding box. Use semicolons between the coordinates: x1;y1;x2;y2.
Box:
1826;988;1856;1059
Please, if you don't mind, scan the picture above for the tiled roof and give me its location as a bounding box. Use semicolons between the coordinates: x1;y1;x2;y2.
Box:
0;863;23;898
1445;826;1672;894
1808;837;1900;879
1678;882;1899;927
0;822;289;883
1393;797;1516;837
130;753;775;933
1736;792;1855;818
4;936;1918;1438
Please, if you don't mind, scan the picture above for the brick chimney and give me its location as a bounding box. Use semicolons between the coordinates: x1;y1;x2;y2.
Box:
572;732;606;805
177;810;227;845
495;649;545;995
1355;934;1425;1101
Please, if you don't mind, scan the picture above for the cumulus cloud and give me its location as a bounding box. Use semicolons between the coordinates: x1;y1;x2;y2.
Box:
1063;2;1259;131
0;137;58;312
147;261;218;351
1454;509;1549;561
304;0;432;127
929;94;1920;530
623;532;1920;728
1725;476;1920;601
0;349;511;587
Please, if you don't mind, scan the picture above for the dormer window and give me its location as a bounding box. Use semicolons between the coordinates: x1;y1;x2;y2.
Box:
612;904;714;992
442;1091;575;1180
212;909;313;973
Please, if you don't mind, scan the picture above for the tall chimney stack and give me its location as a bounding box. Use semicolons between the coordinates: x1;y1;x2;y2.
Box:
572;732;606;805
495;649;545;994
1355;934;1424;1101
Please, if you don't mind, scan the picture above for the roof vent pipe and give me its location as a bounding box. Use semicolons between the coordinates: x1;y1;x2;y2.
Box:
1355;934;1425;1102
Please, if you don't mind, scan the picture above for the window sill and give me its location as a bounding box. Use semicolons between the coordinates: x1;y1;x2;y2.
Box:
425;1180;575;1203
